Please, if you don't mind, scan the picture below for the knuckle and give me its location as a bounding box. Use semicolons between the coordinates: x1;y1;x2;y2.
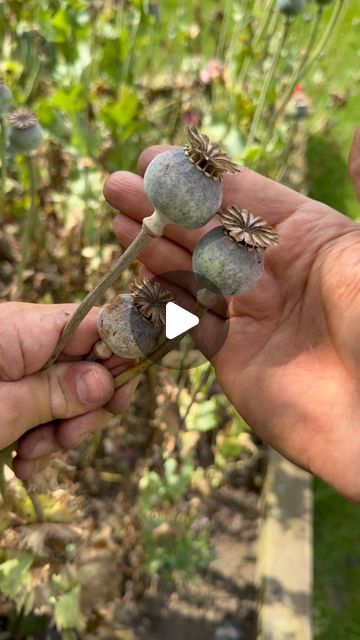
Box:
0;388;23;446
46;368;72;420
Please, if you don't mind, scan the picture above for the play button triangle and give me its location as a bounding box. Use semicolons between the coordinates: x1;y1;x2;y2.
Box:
165;302;199;340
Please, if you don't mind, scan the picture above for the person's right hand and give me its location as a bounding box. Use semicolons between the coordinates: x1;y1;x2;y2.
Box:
104;136;360;502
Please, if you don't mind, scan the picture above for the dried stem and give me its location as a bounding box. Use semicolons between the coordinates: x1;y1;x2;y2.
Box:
44;210;167;368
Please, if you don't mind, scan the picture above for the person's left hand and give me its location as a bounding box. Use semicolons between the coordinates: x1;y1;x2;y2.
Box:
0;302;136;480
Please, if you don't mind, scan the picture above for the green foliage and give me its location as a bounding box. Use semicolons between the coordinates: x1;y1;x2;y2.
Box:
139;454;194;510
141;514;214;582
313;479;360;639
0;554;33;603
54;585;85;632
186;398;219;432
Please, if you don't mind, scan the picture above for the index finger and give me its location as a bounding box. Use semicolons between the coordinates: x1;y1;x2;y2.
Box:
137;145;308;222
104;146;308;256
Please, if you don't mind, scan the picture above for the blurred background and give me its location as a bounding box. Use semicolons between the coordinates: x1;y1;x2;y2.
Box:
0;1;359;639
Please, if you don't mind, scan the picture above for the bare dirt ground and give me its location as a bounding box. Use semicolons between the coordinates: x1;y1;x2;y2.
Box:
132;479;260;640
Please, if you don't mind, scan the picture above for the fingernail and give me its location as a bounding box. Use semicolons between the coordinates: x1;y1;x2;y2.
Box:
77;368;107;405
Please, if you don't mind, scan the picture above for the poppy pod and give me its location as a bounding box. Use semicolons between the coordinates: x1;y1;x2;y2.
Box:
277;0;306;15
143;126;240;229
9;109;43;154
192;206;278;296
97;279;173;359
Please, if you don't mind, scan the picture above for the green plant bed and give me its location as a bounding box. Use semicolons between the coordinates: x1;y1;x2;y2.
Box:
307;6;360;637
313;478;360;639
307;3;360;219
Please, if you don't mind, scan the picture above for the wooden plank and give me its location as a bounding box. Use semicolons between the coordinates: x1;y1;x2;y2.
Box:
257;449;313;640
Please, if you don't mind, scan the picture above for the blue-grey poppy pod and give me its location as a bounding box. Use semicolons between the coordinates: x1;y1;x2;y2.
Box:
97;279;173;359
143;126;241;229
8;109;43;154
193;206;278;296
277;0;306;15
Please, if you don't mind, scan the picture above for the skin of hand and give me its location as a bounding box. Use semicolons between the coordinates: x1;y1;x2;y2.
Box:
0;303;137;480
104;138;360;503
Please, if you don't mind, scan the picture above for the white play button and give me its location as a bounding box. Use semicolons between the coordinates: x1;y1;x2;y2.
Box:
165;302;199;339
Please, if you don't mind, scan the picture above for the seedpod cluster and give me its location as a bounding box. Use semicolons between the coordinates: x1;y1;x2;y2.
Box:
97;138;279;376
46;126;241;366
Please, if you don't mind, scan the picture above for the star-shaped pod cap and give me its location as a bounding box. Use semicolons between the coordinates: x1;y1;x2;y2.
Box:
184;126;240;182
219;205;279;250
131;278;174;327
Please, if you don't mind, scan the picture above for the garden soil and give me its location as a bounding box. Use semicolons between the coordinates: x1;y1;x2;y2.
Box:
131;480;260;640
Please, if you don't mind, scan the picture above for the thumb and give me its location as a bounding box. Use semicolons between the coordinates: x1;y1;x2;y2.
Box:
0;362;114;449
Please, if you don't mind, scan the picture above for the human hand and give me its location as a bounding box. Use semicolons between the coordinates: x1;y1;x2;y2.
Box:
0;303;135;480
104;142;360;501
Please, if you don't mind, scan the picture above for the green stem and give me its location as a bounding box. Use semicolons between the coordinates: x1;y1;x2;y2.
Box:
180;364;212;428
235;1;276;92
44;210;167;369
14;154;38;297
114;333;185;389
23;480;45;522
246;16;291;148
302;0;345;77
253;0;276;51
0;116;7;220
279;7;322;118
275;118;299;182
258;0;345;163
215;0;233;61
0;461;7;504
258;7;322;158
257;11;281;69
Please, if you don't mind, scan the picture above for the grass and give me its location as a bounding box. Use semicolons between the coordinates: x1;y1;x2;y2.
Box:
313;479;360;639
307;2;360;219
307;4;360;638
